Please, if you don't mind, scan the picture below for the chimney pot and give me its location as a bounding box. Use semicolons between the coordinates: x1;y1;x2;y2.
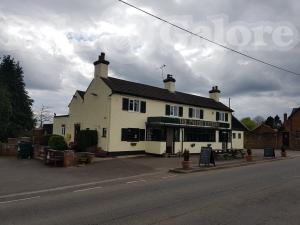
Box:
284;113;288;122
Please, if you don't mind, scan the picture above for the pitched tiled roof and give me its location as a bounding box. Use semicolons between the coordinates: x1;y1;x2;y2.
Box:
102;77;233;112
77;90;85;99
232;116;248;131
289;107;300;118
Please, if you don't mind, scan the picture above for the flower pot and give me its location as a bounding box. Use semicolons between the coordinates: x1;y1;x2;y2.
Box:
281;151;287;157
181;160;192;170
245;155;252;162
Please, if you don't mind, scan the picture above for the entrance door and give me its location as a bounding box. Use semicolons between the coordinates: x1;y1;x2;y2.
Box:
219;130;229;151
74;124;81;142
166;128;174;154
282;132;289;147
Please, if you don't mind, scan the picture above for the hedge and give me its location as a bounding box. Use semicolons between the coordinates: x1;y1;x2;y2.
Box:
77;130;98;152
41;134;60;146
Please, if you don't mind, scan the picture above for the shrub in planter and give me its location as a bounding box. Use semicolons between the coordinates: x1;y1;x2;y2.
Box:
246;149;252;162
182;149;191;169
77;130;98;152
281;145;287;157
48;135;67;151
183;149;190;161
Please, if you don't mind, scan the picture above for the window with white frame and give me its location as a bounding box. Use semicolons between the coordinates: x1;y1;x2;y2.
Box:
122;98;146;113
189;108;204;119
61;125;66;135
170;105;178;116
165;104;183;117
216;112;228;122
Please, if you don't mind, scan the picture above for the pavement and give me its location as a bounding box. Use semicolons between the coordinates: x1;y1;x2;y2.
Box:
1;151;300;225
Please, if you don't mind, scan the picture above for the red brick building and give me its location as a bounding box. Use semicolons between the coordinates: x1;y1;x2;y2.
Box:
244;124;281;149
283;107;300;150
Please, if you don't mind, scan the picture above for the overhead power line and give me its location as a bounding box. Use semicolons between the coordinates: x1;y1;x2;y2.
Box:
118;0;300;76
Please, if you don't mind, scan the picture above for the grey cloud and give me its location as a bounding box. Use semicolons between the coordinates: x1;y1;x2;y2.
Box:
0;0;300;118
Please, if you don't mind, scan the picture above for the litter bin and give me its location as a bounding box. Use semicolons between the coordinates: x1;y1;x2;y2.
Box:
18;142;34;159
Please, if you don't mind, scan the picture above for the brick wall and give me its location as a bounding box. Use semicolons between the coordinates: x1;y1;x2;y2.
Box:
245;132;282;149
284;109;300;150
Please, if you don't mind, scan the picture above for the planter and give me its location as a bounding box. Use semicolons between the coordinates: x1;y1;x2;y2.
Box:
64;150;75;167
245;155;252;162
281;151;287;157
181;160;192;170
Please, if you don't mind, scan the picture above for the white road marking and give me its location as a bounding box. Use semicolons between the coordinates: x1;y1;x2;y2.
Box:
0;171;163;200
73;186;103;193
0;196;41;204
126;179;146;184
161;175;177;179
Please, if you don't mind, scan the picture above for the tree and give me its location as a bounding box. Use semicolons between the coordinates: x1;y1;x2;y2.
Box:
265;116;275;128
253;116;265;126
0;86;12;141
35;105;53;128
274;115;283;130
241;117;257;131
0;55;35;138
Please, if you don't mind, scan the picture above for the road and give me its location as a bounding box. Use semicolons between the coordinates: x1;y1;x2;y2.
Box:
1;157;300;225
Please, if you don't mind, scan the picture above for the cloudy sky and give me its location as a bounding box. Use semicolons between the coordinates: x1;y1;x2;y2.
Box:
1;0;300;120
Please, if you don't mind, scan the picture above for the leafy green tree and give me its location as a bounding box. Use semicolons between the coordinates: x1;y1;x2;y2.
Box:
241;117;257;131
0;55;35;139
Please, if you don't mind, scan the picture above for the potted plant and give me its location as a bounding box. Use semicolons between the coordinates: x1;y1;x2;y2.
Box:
181;149;191;169
246;149;252;162
281;145;287;157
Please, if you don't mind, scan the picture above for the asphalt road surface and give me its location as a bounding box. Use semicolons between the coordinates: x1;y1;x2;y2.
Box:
1;157;300;225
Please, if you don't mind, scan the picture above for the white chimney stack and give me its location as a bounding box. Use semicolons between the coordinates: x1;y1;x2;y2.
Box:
93;52;110;79
209;86;220;102
163;74;176;93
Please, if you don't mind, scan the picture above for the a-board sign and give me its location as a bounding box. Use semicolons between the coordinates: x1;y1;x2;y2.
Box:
199;147;215;167
264;147;275;158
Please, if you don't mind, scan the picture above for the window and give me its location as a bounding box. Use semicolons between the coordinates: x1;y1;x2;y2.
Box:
233;133;236;139
189;108;204;119
146;127;166;141
61;125;66;135
122;98;146;113
102;128;107;137
184;128;216;142
238;133;241;139
165;105;183;117
121;128;145;142
216;112;228;122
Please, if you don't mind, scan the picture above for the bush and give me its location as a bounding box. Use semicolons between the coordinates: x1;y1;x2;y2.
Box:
41;134;60;146
77;130;98;152
48;135;67;150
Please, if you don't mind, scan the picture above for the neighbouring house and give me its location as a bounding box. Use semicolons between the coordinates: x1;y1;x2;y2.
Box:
231;116;248;149
283;108;300;150
53;53;244;155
